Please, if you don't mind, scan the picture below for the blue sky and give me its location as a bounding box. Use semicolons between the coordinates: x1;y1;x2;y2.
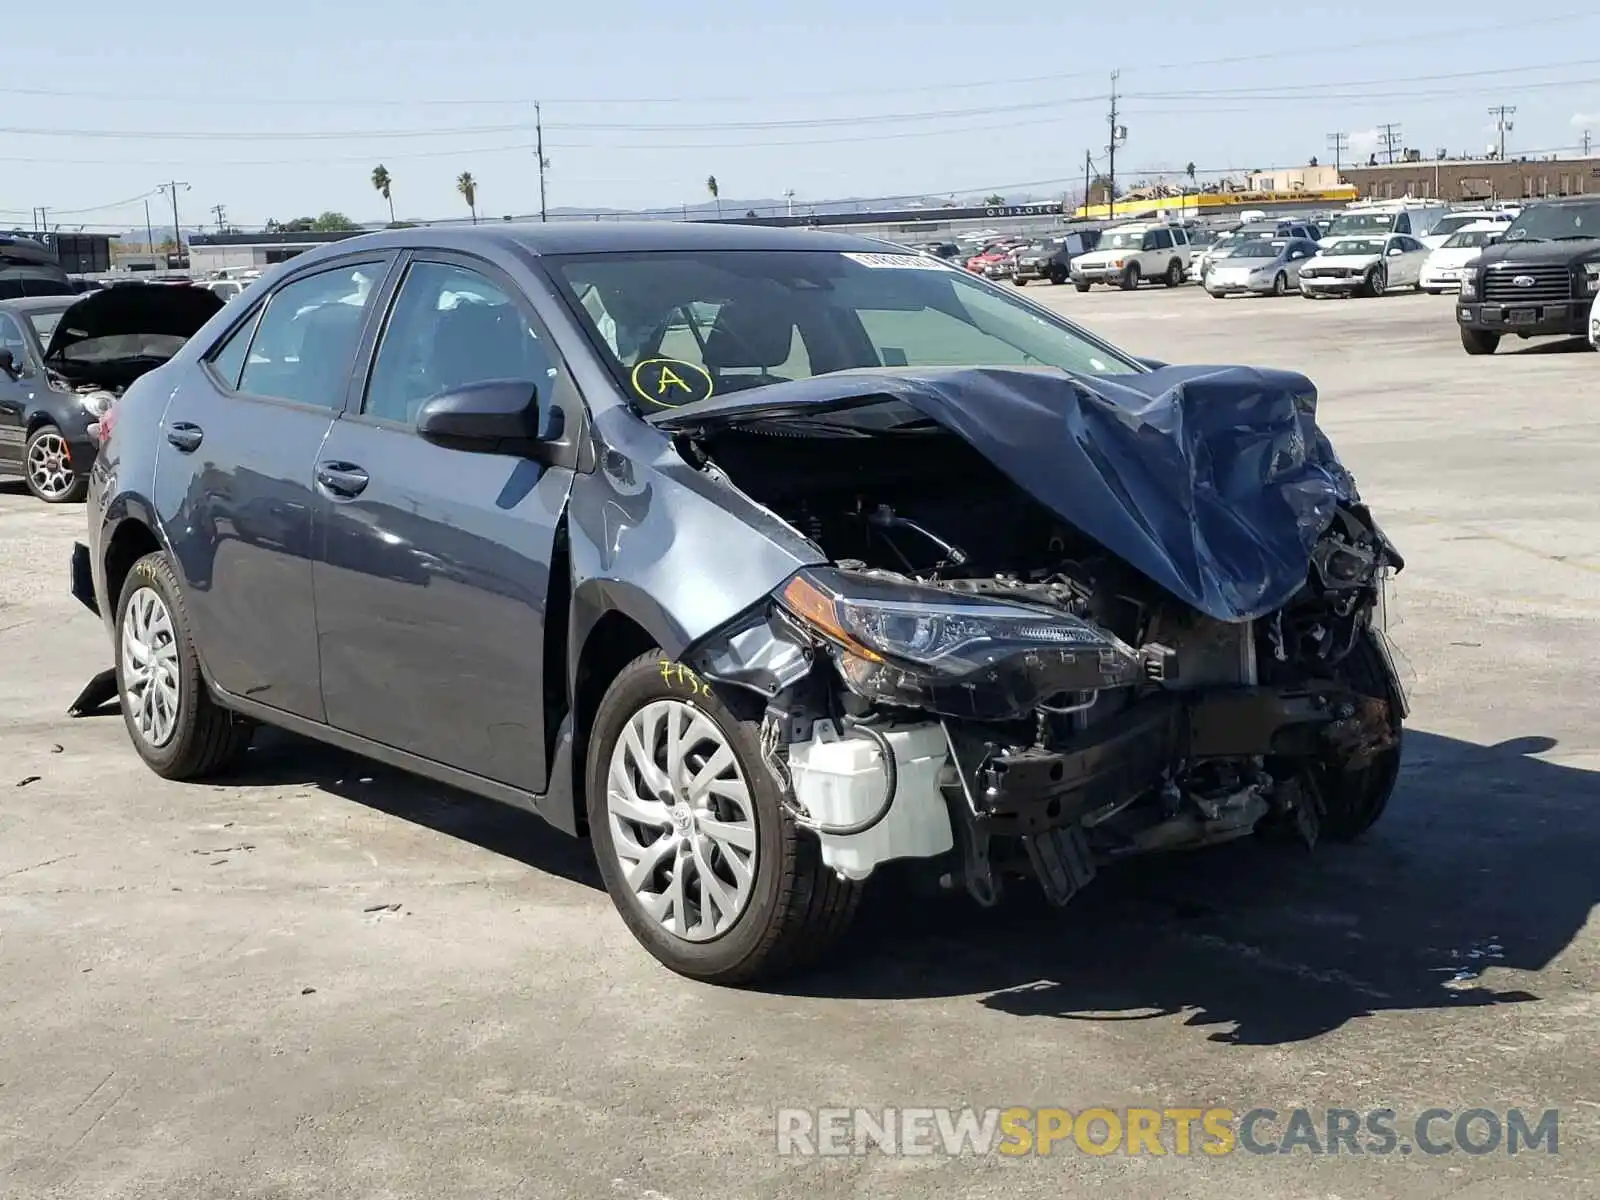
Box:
4;0;1598;232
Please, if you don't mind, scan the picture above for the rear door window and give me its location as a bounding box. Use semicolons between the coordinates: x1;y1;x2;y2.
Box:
235;262;388;409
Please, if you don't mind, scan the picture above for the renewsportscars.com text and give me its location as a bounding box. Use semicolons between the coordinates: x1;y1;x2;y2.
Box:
775;1106;1560;1158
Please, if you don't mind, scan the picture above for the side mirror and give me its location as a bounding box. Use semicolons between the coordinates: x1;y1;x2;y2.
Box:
1386;247;1404;257
415;379;560;456
0;349;15;379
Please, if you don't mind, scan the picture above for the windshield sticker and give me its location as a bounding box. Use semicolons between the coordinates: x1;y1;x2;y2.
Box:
630;357;714;408
841;252;951;270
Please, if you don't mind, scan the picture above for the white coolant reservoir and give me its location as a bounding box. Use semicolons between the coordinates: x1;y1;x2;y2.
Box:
787;721;955;881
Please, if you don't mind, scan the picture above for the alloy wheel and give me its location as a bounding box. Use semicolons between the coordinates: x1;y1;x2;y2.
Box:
120;586;181;749
26;431;74;501
605;699;758;942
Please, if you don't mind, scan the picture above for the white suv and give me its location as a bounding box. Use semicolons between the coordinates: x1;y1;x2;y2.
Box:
1071;223;1192;291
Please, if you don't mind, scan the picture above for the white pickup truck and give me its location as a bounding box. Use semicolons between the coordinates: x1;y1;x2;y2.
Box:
1070;223;1192;291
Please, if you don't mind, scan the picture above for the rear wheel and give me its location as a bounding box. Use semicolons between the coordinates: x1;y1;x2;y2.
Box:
1460;327;1500;355
1120;264;1141;291
24;424;87;504
1164;259;1183;287
1048;266;1067;285
1012;276;1028;286
114;552;254;780
586;652;861;985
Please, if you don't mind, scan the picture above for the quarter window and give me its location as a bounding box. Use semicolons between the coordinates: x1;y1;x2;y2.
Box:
0;314;26;360
235;262;386;409
363;261;558;426
207;306;261;390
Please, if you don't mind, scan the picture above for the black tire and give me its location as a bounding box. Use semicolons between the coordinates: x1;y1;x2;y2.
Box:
23;423;88;505
1365;265;1386;297
1164;259;1183;287
1012;277;1028;287
1120;263;1141;291
1073;280;1091;293
113;551;254;780
1315;631;1404;841
1460;327;1499;355
1048;266;1067;285
1272;272;1287;297
1207;289;1226;300
586;651;862;986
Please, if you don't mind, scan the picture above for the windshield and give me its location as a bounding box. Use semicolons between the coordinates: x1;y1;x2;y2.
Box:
1442;229;1497;249
547;249;1143;410
25;308;69;342
1222;239;1285;260
1502;201;1600;242
1099;229;1147;251
1430;214;1491;238
1324;212;1395;236
1327;238;1386;257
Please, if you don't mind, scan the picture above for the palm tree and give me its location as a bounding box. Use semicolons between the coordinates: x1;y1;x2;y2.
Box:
706;174;721;219
1185;161;1197;186
457;172;478;224
371;164;395;224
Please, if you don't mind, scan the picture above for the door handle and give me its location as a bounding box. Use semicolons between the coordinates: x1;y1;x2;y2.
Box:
165;422;204;452
316;461;370;498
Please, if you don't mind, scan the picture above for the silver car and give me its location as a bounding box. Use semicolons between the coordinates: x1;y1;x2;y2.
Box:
1203;237;1321;298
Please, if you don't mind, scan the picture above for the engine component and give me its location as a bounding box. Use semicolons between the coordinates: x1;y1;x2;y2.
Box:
787;720;954;881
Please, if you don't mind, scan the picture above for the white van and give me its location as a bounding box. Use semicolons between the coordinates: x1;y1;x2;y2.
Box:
1318;199;1451;248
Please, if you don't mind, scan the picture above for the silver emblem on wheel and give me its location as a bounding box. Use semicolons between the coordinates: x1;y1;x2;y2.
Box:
120;586;181;749
605;699;757;941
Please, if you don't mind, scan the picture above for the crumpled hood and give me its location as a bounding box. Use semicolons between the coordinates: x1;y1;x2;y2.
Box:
44;283;223;361
652;364;1372;622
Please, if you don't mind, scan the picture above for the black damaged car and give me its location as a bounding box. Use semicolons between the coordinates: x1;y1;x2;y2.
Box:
71;223;1406;984
1;284;221;502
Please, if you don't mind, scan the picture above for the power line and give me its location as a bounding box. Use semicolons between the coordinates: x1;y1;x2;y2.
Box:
0;11;1590;108
1326;131;1349;176
1489;104;1517;159
1378;123;1404;164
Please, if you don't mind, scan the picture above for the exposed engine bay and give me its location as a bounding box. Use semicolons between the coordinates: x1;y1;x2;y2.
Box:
669;365;1407;909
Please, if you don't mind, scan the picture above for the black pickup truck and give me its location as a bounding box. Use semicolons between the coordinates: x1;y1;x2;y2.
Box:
1456;196;1600;354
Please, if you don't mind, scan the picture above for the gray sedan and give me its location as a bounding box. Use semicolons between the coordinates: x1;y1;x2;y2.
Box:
1202;237;1321;298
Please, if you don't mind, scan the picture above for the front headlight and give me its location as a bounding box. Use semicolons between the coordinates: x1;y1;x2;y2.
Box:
777;567;1143;719
1460;272;1477;299
1584;263;1600;294
78;389;116;417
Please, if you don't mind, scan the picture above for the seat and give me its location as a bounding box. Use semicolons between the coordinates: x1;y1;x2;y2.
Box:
700;298;798;391
282;302;365;407
432;302;531;391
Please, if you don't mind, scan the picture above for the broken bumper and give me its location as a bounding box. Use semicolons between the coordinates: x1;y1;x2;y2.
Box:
71;541;99;617
947;682;1395;838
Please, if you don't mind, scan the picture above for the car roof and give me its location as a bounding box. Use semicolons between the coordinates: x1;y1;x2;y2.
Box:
286;221;910;264
0;294;78;314
1455;220;1506;232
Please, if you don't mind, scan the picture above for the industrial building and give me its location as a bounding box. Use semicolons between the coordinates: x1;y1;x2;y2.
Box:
186;229;373;274
1341;156;1600;202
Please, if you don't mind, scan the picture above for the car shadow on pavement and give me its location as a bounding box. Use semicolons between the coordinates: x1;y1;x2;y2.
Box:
782;729;1596;1047
219;727;604;889
1504;337;1594;355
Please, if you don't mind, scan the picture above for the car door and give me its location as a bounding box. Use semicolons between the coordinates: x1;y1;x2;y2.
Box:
311;253;579;792
0;312;33;470
1284;240;1316;284
153;255;397;720
1401;236;1430;282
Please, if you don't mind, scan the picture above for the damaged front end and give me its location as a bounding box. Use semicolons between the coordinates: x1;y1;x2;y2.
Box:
668;364;1406;909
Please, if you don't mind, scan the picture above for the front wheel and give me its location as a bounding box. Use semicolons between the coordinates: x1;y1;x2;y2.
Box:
1272;272;1287;297
1460;327;1500;355
114;552;254;779
1012;277;1028;287
1073;280;1091;293
586;653;862;985
1365;265;1387;297
1120;264;1142;291
24;424;87;504
1313;631;1404;841
1048;266;1067;285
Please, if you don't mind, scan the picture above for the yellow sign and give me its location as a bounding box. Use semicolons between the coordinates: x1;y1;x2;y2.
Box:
629;357;713;408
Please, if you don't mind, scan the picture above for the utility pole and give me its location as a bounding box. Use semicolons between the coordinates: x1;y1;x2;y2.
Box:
157;181;190;266
1084;149;1092;216
1488;106;1516;160
1378;123;1403;165
143;199;156;259
534;102;549;222
1107;71;1123;221
1326;131;1349;179
210;203;227;233
31;206;46;232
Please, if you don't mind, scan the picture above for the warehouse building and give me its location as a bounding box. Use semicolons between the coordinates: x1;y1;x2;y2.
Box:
1341;156;1600;203
186;229;373;274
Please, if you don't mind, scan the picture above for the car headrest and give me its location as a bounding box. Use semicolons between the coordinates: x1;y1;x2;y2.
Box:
433;302;528;389
293;303;364;384
701;300;796;370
